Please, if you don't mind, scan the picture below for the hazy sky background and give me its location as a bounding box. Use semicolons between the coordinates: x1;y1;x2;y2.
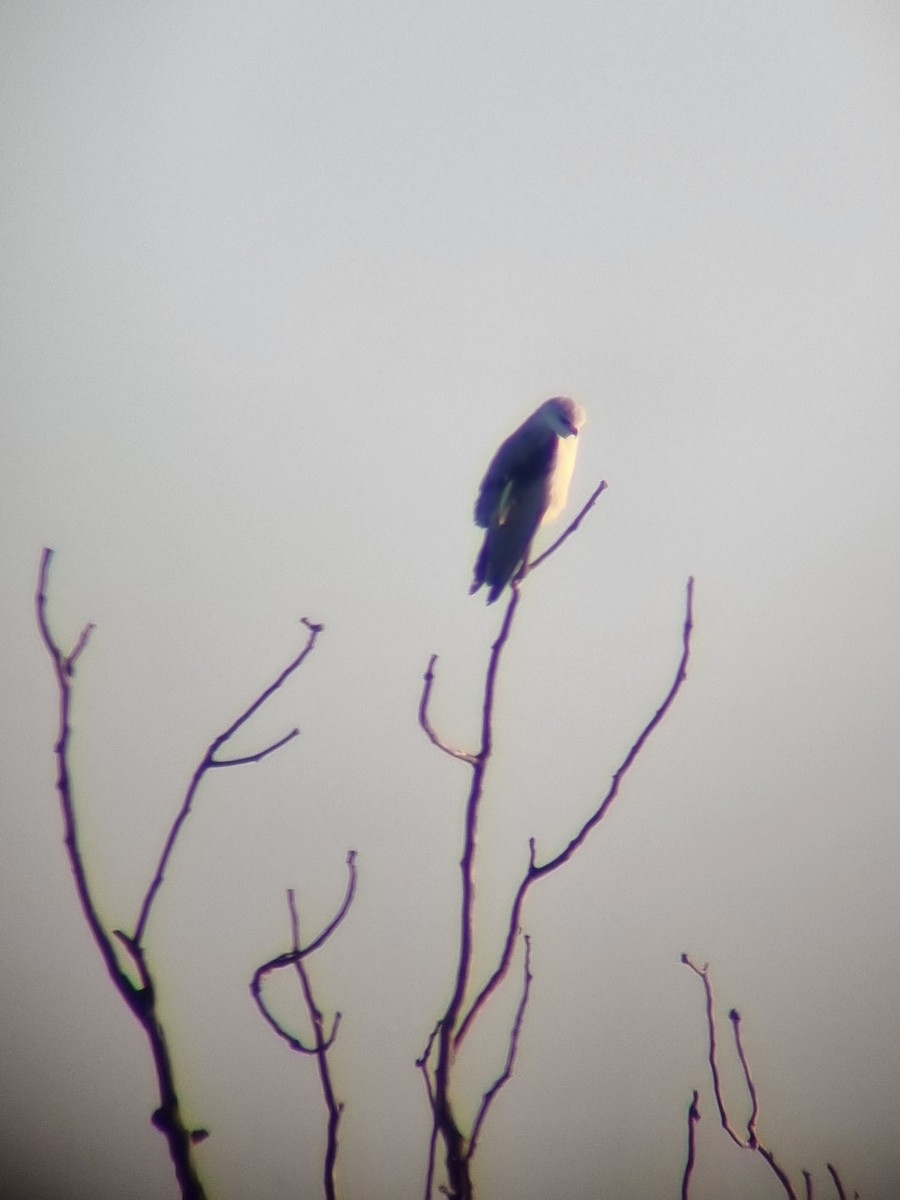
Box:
2;2;899;1198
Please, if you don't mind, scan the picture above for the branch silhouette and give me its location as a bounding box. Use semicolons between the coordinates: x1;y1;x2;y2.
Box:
251;853;357;1200
681;1090;701;1200
417;484;694;1200
35;548;321;1200
135;615;322;946
681;955;856;1200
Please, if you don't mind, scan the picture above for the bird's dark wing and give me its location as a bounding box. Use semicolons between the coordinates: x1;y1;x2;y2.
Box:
473;423;557;529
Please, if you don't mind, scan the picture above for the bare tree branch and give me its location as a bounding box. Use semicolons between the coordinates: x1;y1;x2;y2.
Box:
416;1023;441;1200
527;480;608;573
418;480;692;1198
681;1090;701;1200
209;728;300;767
467;933;533;1161
250;854;357;1200
418;655;478;765
287;891;345;1200
456;577;695;1047
827;1163;848;1200
424;581;523;1200
681;956;747;1149
729;1008;759;1147
35;550;124;997
683;955;800;1200
683;957;860;1199
134;615;323;945
758;1147;800;1200
35;548;208;1200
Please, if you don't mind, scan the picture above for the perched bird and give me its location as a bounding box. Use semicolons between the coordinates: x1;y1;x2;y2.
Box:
470;396;586;603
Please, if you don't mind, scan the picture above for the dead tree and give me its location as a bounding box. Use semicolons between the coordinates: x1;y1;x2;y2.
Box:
417;483;695;1199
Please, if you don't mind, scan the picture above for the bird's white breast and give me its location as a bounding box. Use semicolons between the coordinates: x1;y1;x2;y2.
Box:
542;434;578;524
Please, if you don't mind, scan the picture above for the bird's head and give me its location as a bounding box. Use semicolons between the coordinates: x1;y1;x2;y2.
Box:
540;396;587;439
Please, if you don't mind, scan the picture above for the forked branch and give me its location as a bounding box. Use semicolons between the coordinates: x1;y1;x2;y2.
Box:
455;576;694;1047
681;955;856;1200
417;487;694;1199
135;614;323;945
35;548;323;1200
251;852;358;1200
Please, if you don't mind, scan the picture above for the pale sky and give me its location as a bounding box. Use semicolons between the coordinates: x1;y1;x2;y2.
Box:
2;2;900;1198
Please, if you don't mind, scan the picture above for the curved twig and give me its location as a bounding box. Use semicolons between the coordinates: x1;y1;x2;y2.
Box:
209;728;299;767
251;867;355;1200
826;1163;848;1200
418;655;478;765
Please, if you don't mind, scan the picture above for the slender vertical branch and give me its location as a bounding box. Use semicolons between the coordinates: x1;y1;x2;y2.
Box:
416;1023;441;1200
467;933;533;1161
35;549;208;1200
680;956;747;1148
35;550;114;984
826;1163;848;1200
681;1090;701;1200
250;852;357;1200
428;581;522;1200
288;890;343;1200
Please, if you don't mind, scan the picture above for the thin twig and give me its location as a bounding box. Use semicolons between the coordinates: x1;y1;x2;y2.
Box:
681;1091;701;1200
730;1009;759;1147
681;956;746;1148
209;728;299;767
418;655;478;765
428;581;523;1200
826;1164;848;1200
416;1023;441;1200
35;550;120;994
467;933;533;1162
759;1147;800;1200
287;891;344;1200
527;480;608;572
134;615;323;945
250;856;357;1200
682;955;799;1200
803;1169;815;1200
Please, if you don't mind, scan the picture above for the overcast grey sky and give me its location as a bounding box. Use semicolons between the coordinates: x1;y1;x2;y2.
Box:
2;2;900;1198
